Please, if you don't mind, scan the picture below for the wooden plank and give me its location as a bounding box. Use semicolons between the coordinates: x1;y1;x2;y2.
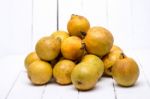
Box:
135;49;150;85
132;0;150;49
42;81;78;99
0;55;25;99
6;72;46;99
59;0;108;31
78;77;115;99
113;50;150;99
59;0;83;31
81;0;108;27
107;0;133;51
113;65;150;99
32;0;57;49
0;0;11;57
0;0;32;56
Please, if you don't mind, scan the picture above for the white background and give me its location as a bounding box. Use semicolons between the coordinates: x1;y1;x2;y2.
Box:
0;0;150;57
0;0;150;99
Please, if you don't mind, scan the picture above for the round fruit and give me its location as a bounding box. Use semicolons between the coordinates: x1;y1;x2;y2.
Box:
81;54;104;79
28;60;52;85
102;45;125;76
61;36;84;60
51;30;69;42
71;62;100;90
35;36;61;61
53;60;76;85
112;57;139;87
67;14;90;38
84;26;114;57
24;52;40;69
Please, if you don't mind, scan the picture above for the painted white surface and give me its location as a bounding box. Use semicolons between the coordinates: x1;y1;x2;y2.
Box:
0;0;150;57
0;51;149;99
0;55;25;99
0;0;32;57
6;72;46;99
32;0;57;50
42;82;78;99
0;0;150;56
59;0;83;31
78;77;115;99
136;49;150;84
0;0;150;99
132;0;150;49
107;0;133;50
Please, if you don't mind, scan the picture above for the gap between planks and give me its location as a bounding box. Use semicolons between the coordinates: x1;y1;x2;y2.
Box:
40;85;47;99
4;71;23;99
136;53;150;87
112;80;117;99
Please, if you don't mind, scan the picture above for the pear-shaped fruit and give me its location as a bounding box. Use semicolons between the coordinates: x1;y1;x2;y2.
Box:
84;26;114;57
112;57;139;87
71;55;104;90
51;30;69;42
28;60;52;85
53;60;76;85
35;36;61;61
61;36;84;60
81;54;104;79
67;14;90;38
24;52;40;69
102;45;125;76
71;62;101;90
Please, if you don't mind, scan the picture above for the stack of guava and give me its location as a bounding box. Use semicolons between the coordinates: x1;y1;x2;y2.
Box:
24;14;139;91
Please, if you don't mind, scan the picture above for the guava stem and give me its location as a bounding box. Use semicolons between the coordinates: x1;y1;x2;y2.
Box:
80;31;86;36
108;66;112;73
81;42;86;50
121;52;126;58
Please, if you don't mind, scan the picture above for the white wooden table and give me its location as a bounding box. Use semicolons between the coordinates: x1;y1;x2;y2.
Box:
0;50;150;99
0;0;150;98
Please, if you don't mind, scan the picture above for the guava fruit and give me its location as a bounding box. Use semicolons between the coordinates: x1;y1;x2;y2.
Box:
51;30;69;42
24;52;40;69
84;26;114;57
112;57;139;87
35;36;61;61
71;62;101;90
71;55;104;91
53;60;76;85
102;45;125;76
61;36;84;60
81;54;104;79
27;60;52;85
67;14;90;38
